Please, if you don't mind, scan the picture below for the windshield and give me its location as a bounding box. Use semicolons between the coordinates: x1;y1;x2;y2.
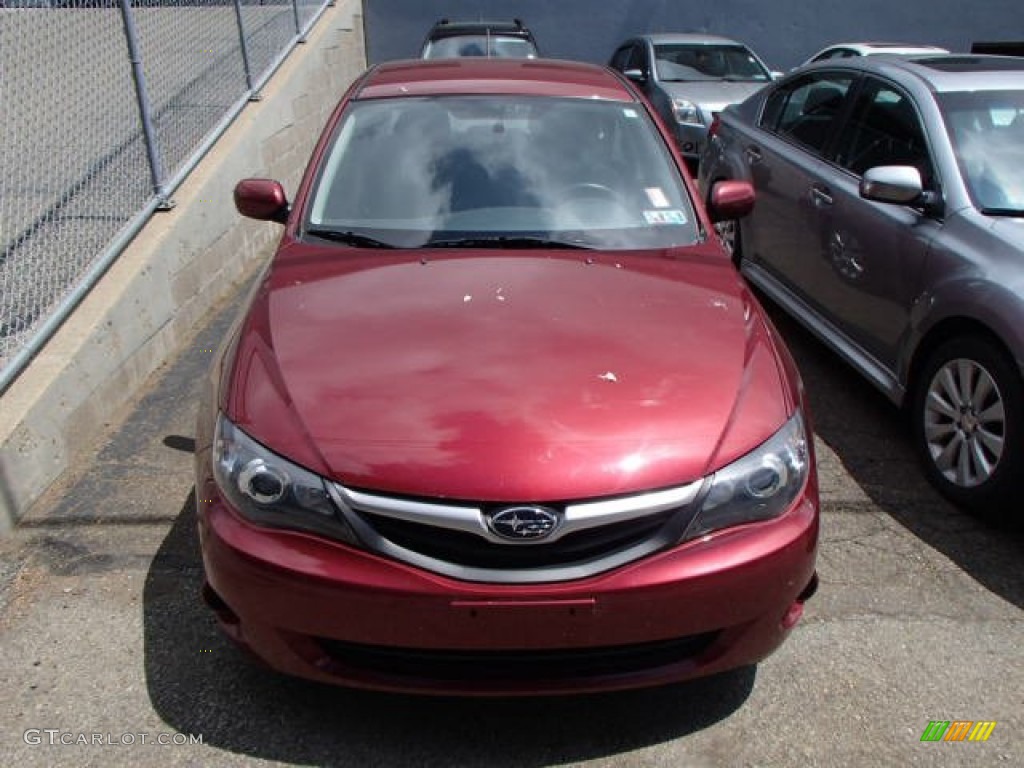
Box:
306;95;699;250
939;89;1024;215
422;36;538;59
654;44;770;82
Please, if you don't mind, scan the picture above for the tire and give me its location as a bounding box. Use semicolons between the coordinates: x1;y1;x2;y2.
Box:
713;217;742;267
911;335;1024;525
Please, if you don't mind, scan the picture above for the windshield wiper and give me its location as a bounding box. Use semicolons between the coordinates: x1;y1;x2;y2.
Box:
304;228;397;248
424;235;592;250
979;208;1024;218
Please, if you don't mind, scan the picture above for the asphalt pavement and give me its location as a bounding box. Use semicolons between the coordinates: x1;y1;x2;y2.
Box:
0;274;1021;767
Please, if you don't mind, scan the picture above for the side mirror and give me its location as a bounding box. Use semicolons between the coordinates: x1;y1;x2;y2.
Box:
859;165;923;204
708;180;755;222
234;178;289;224
623;68;647;83
860;166;942;214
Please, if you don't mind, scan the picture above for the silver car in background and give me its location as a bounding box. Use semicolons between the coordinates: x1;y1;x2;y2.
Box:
609;34;776;171
699;54;1024;524
799;41;949;67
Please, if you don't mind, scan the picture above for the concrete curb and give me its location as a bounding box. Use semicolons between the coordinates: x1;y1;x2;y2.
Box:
0;1;367;532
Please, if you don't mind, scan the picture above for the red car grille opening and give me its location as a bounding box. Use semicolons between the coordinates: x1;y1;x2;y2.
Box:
315;632;720;682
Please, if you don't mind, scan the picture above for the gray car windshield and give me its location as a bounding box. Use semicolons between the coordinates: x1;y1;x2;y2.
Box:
306;95;699;249
939;89;1024;215
654;44;770;82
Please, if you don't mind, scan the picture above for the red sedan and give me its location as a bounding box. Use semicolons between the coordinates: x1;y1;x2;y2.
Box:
195;57;819;695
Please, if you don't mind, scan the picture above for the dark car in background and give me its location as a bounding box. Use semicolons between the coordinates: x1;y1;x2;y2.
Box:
420;18;539;59
609;33;777;172
195;57;819;695
971;41;1024;57
699;54;1024;523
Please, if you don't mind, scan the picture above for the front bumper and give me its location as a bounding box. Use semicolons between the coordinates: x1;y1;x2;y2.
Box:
197;475;818;696
673;122;709;160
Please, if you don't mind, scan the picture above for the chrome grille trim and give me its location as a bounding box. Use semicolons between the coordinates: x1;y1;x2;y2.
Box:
336;487;490;538
563;484;702;534
330;481;702;545
325;480;707;584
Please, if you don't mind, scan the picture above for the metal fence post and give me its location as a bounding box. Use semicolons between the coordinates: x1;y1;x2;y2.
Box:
119;0;173;210
292;0;306;42
232;0;260;100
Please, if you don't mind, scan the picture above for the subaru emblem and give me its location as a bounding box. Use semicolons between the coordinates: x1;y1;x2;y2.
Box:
487;506;559;541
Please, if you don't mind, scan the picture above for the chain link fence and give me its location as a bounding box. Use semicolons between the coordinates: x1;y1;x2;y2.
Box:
0;0;332;392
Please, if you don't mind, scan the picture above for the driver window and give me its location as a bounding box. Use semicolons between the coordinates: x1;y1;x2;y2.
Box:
833;79;934;184
626;44;648;75
762;74;855;155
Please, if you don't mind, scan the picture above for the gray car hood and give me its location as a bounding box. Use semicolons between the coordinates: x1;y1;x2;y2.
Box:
658;80;767;116
989;216;1024;247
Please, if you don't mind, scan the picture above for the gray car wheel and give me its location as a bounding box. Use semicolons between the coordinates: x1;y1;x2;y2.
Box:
913;335;1023;523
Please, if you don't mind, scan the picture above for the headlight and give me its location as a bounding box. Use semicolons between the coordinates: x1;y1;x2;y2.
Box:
685;411;810;539
672;98;703;126
212;413;357;544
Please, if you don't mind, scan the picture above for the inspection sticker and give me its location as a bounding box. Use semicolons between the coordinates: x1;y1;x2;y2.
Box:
643;209;688;224
645;187;670;208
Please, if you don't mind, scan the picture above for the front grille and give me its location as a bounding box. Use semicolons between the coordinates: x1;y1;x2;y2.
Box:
360;508;676;569
330;481;705;583
317;632;719;682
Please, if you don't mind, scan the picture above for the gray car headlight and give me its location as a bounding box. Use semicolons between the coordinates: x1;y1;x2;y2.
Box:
212;413;357;544
685;411;810;539
671;98;703;126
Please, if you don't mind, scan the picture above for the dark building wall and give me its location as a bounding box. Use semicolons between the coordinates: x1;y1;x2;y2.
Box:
364;0;1023;71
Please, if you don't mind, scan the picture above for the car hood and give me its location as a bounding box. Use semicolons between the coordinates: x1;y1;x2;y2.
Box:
226;246;792;502
988;216;1024;247
659;80;767;115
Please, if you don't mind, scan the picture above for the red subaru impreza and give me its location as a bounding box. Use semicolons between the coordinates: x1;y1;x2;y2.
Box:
195;58;819;695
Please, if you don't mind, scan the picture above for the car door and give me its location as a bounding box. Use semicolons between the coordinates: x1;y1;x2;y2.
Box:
813;76;941;382
739;71;858;306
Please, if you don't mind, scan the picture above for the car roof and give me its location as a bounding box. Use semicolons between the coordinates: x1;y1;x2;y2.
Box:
802;53;1024;93
634;33;748;47
426;19;532;40
832;41;949;54
357;58;637;102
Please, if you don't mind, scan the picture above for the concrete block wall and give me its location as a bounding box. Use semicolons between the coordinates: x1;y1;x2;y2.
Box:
364;0;1023;71
0;1;367;532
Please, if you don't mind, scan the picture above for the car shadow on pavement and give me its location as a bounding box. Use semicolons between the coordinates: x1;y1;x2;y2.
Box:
144;491;755;766
765;305;1024;609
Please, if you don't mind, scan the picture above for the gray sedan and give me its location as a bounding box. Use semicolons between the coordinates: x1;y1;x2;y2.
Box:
699;54;1024;523
609;34;775;171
